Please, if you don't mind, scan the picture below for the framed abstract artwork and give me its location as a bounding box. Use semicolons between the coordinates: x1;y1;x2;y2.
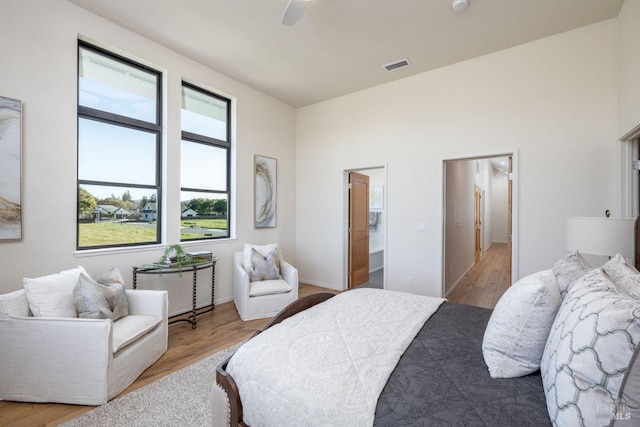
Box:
0;96;22;241
254;155;276;228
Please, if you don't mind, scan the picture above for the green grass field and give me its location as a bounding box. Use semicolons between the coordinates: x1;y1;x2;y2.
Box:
79;222;157;247
79;219;228;247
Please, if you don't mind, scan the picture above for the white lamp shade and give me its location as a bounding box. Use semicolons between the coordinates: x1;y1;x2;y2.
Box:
566;217;635;258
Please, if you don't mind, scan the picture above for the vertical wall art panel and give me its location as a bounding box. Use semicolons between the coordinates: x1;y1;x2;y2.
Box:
254;155;277;228
0;96;22;241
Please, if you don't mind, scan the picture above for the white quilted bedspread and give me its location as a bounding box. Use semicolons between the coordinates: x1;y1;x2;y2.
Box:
226;288;445;427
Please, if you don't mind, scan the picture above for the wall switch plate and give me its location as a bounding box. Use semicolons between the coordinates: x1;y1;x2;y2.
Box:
407;276;413;285
417;223;426;232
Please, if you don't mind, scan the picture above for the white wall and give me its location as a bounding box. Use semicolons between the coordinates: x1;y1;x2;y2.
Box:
444;160;475;294
0;0;297;315
491;172;509;243
618;0;640;138
296;20;619;297
474;159;494;254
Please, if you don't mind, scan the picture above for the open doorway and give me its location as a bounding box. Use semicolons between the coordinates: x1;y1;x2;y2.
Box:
345;166;386;290
443;154;515;308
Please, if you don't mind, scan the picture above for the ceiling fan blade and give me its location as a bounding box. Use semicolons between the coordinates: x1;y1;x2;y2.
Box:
282;0;307;26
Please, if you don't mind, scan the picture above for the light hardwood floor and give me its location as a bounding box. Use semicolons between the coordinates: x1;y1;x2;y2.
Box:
0;283;339;427
445;242;510;309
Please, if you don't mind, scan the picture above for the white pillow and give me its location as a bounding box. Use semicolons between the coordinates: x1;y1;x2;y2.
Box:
541;268;640;426
551;251;590;298
242;243;279;273
23;266;88;318
0;289;30;318
482;269;562;378
603;253;640;299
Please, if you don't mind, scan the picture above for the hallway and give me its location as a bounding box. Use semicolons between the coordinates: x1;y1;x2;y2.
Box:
446;243;509;309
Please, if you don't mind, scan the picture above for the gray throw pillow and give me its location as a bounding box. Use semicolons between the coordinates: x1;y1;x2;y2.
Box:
249;248;280;282
73;268;129;321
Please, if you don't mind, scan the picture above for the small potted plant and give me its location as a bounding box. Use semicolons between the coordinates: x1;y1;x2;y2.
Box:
158;244;189;266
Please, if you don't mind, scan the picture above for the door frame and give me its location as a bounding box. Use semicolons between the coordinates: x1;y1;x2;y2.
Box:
441;151;519;297
343;165;387;291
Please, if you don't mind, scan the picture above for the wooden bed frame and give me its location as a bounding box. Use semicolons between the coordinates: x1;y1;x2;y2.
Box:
217;218;640;426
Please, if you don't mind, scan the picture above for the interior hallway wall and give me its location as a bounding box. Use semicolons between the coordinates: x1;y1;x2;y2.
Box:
491;172;509;243
444;160;475;294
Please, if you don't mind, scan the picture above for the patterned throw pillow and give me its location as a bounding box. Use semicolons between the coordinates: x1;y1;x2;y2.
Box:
249;248;280;282
540;268;640;426
603;253;640;299
242;243;279;273
73;268;129;321
551;251;590;299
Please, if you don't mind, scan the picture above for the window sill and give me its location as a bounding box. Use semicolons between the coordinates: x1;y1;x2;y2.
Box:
74;237;237;258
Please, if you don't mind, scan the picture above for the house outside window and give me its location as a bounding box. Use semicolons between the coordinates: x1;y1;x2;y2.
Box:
77;42;162;249
180;82;231;241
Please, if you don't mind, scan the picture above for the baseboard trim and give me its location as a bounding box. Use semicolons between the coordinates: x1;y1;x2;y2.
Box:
445;262;474;297
299;278;343;291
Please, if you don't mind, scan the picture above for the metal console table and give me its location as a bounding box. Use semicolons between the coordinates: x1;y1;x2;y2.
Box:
132;257;218;329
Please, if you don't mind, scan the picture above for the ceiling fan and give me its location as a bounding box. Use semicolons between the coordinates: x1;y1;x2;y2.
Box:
282;0;312;26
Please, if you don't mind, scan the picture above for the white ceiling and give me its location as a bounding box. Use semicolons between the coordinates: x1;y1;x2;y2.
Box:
68;0;624;108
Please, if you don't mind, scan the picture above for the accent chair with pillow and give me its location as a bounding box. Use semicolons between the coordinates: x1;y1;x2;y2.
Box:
233;244;298;321
0;266;168;405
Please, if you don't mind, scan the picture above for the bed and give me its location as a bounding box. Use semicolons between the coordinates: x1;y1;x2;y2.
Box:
216;290;549;426
216;243;640;427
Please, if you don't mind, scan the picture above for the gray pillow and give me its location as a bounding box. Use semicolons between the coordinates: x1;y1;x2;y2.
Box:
249;248;280;282
73;268;129;321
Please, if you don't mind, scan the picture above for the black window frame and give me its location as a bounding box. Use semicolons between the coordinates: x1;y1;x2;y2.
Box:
76;41;163;250
180;81;232;242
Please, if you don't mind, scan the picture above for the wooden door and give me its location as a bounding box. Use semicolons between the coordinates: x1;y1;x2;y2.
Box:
507;156;513;286
349;172;370;288
474;185;482;262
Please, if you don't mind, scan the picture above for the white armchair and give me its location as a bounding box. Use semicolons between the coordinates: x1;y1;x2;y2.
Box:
0;288;168;405
233;251;299;321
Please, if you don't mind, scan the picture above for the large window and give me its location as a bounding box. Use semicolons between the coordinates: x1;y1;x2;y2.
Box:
180;83;231;241
77;42;162;249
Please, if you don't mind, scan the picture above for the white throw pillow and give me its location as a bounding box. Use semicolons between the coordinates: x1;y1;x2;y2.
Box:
551;251;590;298
242;243;279;273
541;268;640;426
0;289;30;318
482;269;562;378
23;266;89;318
603;253;640;299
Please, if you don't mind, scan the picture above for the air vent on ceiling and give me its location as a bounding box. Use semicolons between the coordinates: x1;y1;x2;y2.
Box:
383;59;411;72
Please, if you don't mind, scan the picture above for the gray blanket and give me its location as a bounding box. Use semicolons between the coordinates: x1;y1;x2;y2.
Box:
374;302;551;426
